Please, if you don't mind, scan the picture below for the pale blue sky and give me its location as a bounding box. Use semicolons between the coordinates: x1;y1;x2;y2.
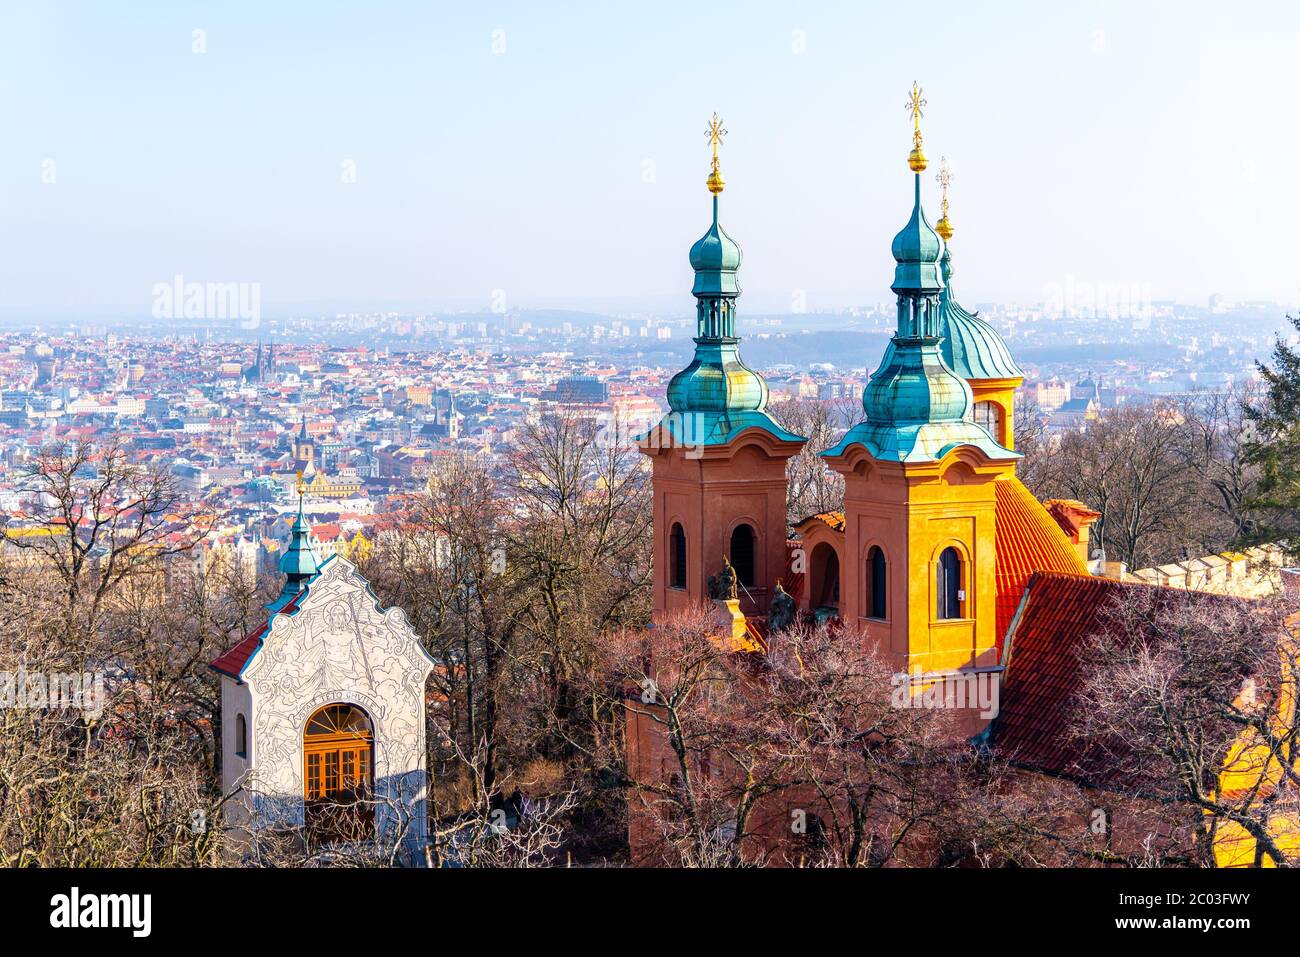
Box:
1;1;1297;315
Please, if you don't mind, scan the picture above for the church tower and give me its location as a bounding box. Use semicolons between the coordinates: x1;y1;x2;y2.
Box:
639;115;805;620
294;415;315;467
823;84;1019;675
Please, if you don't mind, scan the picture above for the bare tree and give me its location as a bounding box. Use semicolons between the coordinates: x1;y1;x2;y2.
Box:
9;438;210;652
425;734;579;868
1034;404;1201;568
0;556;260;866
503;411;651;766
769;397;863;523
1013;392;1054;497
1072;585;1300;867
1174;384;1264;548
608;607;800;867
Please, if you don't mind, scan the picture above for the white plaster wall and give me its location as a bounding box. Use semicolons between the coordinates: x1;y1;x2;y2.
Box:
220;676;254;837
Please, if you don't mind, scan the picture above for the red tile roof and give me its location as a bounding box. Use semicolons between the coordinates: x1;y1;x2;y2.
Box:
994;477;1090;650
794;511;846;533
994;571;1135;784
997;572;1258;789
209;590;305;680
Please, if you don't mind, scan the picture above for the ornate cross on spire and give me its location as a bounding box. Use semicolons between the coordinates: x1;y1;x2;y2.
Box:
935;157;954;241
906;82;926;148
705;113;727;168
906;82;928;173
705;112;727;194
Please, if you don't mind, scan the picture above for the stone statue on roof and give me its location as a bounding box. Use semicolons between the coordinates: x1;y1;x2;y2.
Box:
768;579;796;633
707;555;738;601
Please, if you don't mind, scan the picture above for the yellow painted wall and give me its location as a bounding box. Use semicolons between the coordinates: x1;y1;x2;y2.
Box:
829;443;1013;674
970;377;1020;450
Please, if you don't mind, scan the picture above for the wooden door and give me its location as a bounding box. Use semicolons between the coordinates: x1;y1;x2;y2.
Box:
303;704;374;844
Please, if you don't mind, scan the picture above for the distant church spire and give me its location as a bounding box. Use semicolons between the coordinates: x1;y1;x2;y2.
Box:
654;114;802;448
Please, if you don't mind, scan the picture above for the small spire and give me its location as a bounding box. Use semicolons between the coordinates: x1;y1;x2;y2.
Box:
270;466;320;609
705;112;727;195
906;82;928;172
935;157;954;241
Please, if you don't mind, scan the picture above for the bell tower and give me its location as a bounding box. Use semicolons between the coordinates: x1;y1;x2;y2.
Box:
640;114;805;621
294;415;315;467
823;84;1018;674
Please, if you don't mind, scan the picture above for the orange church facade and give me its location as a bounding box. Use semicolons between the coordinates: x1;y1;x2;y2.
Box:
624;94;1298;868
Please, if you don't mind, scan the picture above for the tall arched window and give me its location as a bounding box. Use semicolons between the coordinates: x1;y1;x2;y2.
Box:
973;401;1003;443
810;543;840;611
729;523;755;588
304;704;374;844
866;546;887;620
670;523;687;589
937;547;964;620
235;713;247;759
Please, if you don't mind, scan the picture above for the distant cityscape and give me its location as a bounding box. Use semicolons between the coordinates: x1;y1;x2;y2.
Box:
0;293;1290;582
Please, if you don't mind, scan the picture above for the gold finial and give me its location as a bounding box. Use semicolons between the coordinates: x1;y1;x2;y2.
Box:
906;81;928;172
296;469;304;496
705;112;727;195
935;157;954;241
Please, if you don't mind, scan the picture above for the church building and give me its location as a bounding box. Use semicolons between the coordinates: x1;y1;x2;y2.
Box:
626;89;1300;868
211;485;436;859
627;92;1115;859
638;91;1089;685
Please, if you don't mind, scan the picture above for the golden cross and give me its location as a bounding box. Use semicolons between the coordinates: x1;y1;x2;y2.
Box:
936;157;953;216
906;82;926;148
705;112;727;172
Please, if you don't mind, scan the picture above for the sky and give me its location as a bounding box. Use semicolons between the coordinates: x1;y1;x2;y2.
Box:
1;0;1297;318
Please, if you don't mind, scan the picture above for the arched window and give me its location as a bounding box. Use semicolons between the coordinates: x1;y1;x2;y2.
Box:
937;547;964;620
866;546;887;620
810;543;840;611
235;713;247;759
304;704;374;844
670;523;687;589
729;523;755;588
973;401;1003;443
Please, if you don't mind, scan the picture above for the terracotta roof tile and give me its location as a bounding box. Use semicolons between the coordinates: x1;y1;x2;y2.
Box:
993;571;1132;783
794;511;845;533
209;589;305;680
994;477;1090;650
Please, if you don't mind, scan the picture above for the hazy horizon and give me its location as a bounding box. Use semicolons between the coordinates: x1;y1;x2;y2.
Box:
2;1;1298;318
